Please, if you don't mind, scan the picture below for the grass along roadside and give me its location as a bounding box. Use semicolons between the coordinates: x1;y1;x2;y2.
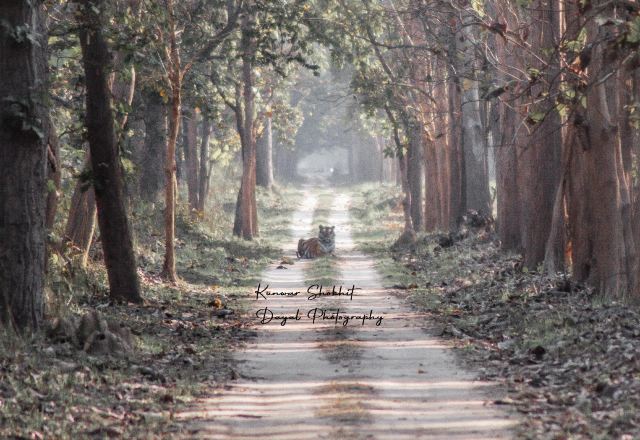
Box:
0;185;303;439
349;183;640;439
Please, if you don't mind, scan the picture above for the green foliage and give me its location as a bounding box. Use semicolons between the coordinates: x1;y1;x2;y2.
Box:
525;110;546;126
626;16;640;45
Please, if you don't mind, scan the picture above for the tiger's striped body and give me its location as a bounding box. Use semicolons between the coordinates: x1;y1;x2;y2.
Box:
297;225;335;259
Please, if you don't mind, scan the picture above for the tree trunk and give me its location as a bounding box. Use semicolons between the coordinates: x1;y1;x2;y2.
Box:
64;161;97;267
183;106;199;213
459;17;491;215
407;121;424;230
139;88;167;202
160;1;181;282
374;135;384;182
65;24;135;263
423;132;440;232
461;86;491;214
494;3;522;251
434;70;451;230
398;154;414;232
126;89;146;200
197;113;212;213
421;58;449;231
518;0;563;269
0;1;48;330
46;125;61;231
447;76;464;230
256;115;274;189
565;9;636;297
233;5;258;240
495;110;521;251
78;0;141;303
64;160;98;265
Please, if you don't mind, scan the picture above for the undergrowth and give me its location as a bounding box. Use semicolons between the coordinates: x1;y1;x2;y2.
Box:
0;184;302;439
349;183;640;440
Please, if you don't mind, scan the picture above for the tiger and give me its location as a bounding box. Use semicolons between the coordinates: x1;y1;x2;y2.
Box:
296;225;336;259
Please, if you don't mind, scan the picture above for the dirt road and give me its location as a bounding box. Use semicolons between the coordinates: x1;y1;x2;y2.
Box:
179;190;516;439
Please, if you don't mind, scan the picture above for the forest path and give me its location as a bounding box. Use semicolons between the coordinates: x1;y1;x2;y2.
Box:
178;189;516;439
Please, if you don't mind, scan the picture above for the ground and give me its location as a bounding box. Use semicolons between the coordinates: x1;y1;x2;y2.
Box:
4;184;640;439
176;189;515;439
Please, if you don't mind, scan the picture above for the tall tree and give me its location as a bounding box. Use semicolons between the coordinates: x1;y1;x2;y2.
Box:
518;0;562;269
233;2;259;239
225;0;314;238
159;0;181;281
157;0;241;280
0;1;48;330
64;22;136;268
564;0;637;297
78;0;142;302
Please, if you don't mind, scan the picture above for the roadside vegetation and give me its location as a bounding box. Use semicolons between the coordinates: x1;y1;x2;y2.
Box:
350;184;640;439
0;183;301;439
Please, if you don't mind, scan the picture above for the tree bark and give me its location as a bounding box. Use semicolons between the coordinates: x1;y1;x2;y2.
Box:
233;4;258;240
407;121;424;230
78;0;141;303
65;20;136;265
64;160;98;266
459;17;491;215
566;9;636;297
139;88;167;202
256;115;274;189
197;113;212;213
447;76;464;230
183;106;199;213
46;125;61;231
160;0;181;282
519;0;563;269
64;160;97;267
493;2;522;251
0;1;48;330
